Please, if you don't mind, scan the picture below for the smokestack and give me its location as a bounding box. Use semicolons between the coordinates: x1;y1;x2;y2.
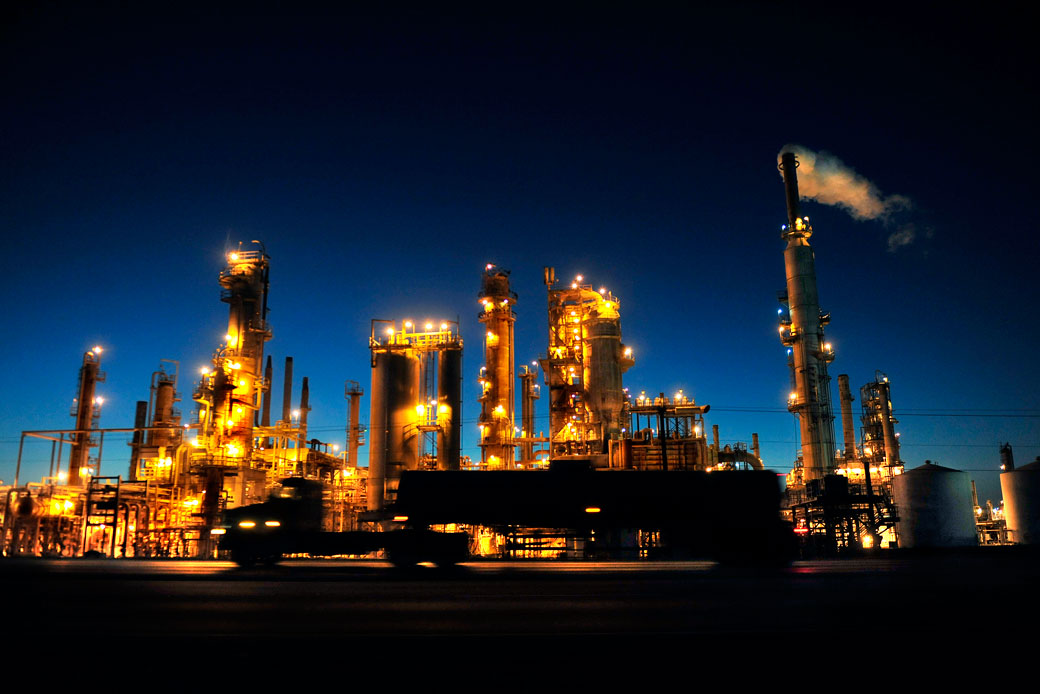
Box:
1000;443;1015;472
300;376;310;429
778;151;837;482
261;355;272;427
712;424;720;452
838;374;857;461
282;356;293;423
781;151;801;230
752;432;761;462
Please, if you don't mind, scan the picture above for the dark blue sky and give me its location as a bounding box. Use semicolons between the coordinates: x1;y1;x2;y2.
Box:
2;4;1037;503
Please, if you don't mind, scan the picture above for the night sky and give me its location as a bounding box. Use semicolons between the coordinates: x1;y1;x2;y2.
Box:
2;4;1037;504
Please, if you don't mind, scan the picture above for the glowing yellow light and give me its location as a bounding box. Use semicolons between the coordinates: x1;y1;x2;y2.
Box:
440;322;448;330
862;535;874;549
425;322;433;330
92;345;103;354
393;515;409;522
230;362;241;369
333;444;339;452
211;528;226;535
571;282;577;289
191;438;201;447
229;252;239;261
585;507;601;514
292;409;300;419
415;404;426;417
95;396;104;405
238;520;256;528
576;275;583;282
624;347;632;356
438;404;449;415
200;367;210;375
824;343;832;351
386;327;395;335
405;321;412;328
235;406;243;414
789;391;797;400
264;520;281;527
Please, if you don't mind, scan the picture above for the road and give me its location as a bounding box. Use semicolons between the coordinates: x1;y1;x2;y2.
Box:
5;551;1036;661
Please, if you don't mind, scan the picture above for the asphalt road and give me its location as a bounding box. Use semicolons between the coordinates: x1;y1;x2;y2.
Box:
5;551;1037;663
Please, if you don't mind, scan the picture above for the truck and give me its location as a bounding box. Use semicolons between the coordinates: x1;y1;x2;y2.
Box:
217;461;795;566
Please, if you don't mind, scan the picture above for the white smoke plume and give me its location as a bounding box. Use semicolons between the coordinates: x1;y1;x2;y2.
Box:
778;144;910;222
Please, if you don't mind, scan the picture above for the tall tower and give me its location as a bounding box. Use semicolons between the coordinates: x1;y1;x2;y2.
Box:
196;243;271;463
478;265;516;468
68;347;105;484
837;374;857;462
540;268;634;458
518;364;540;462
859;371;901;472
778;151;837;481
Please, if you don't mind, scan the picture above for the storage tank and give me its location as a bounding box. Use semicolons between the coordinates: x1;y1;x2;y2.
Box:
368;349;420;510
892;461;977;548
1000;458;1040;545
585;315;625;446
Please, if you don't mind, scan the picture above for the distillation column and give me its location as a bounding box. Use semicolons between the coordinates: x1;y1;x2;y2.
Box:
541;268;634;458
860;372;900;469
518;365;540;462
68;347;105;484
345;381;365;469
203;246;271;462
837;374;857;462
778;151;837;481
478;266;516;468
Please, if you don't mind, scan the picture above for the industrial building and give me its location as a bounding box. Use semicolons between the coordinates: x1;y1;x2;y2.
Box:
1;155;1032;559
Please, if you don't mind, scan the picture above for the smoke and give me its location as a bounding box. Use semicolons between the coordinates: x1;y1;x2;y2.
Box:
778;144;910;222
886;224;916;252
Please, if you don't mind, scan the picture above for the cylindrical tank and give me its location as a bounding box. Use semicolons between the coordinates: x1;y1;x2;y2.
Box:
892;461;977;548
149;377;176;447
585;317;624;447
368;349;420;509
1000;459;1040;545
436;345;462;471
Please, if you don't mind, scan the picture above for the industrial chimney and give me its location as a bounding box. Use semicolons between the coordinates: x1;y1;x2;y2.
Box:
778;151;837;481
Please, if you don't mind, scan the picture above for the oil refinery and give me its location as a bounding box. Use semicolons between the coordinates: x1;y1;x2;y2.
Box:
2;153;1035;561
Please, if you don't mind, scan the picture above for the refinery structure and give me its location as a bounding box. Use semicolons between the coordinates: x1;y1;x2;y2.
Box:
3;154;1036;559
